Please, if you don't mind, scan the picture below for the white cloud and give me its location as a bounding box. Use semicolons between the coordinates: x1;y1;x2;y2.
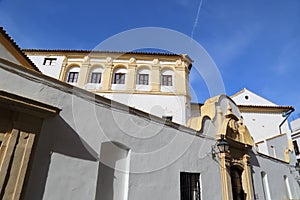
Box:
274;37;300;75
176;0;192;7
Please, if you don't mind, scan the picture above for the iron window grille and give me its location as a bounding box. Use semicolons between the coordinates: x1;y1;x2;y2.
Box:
137;74;149;85
90;72;102;84
180;172;201;200
113;73;126;84
67;72;79;83
161;75;172;86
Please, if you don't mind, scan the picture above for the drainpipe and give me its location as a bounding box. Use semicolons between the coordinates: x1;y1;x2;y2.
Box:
279;108;295;134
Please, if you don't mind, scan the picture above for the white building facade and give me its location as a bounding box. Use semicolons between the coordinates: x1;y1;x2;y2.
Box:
24;50;193;126
0;27;299;200
232;88;295;162
291;118;300;165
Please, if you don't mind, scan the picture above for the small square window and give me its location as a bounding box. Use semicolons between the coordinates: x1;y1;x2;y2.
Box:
161;75;172;86
113;73;125;84
137;74;149;85
90;72;102;84
43;58;57;66
162;116;173;121
67;72;79;83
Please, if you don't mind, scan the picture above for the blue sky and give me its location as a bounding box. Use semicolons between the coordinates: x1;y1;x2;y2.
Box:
0;0;300;119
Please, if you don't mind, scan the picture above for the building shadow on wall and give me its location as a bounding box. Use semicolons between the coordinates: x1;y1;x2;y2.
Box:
24;116;98;200
249;150;260;167
249;150;260;198
95;141;130;200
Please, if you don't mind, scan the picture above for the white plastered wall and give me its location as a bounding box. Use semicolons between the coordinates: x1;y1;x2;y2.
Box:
98;93;188;125
27;55;65;79
232;88;276;106
241;112;290;142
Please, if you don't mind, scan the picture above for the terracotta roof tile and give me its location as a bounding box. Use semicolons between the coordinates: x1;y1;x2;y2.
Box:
238;104;294;113
0;27;40;72
23;49;180;56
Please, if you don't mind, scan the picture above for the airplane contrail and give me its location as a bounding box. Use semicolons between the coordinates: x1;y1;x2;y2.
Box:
191;0;203;39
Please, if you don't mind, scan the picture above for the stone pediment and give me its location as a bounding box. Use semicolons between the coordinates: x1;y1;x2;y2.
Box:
188;94;254;147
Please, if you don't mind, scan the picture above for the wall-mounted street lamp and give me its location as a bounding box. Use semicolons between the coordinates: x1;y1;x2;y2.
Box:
217;135;230;154
212;135;230;159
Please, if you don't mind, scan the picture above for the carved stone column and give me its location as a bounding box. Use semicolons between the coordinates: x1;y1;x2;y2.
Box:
220;153;233;200
242;154;254;200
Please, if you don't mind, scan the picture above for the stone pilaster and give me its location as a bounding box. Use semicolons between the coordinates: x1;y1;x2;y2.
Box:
151;59;160;92
126;57;137;91
59;57;68;81
101;57;113;91
174;59;186;94
77;56;90;88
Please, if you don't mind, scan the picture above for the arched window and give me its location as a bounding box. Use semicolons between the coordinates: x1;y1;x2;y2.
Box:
112;67;127;90
283;175;292;199
261;171;271;200
89;67;103;84
160;68;174;92
85;66;103;90
113;68;127;84
136;67;151;91
66;66;80;85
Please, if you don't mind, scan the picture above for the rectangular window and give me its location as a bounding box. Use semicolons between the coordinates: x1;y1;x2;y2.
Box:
270;145;276;158
113;73;125;84
180;172;201;200
284;176;293;199
137;74;149;85
43;58;57;66
293;140;300;155
67;72;79;83
90;72;102;84
261;172;271;200
161;75;172;86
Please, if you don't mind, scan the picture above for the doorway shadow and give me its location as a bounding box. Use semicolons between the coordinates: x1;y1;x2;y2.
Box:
95;141;130;200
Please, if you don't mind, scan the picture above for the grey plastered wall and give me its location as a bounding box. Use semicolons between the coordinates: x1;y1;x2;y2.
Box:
0;43;21;65
2;60;299;200
251;152;300;200
0;61;223;200
266;134;288;161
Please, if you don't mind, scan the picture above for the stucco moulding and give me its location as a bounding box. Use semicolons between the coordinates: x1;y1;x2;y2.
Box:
188;94;254;147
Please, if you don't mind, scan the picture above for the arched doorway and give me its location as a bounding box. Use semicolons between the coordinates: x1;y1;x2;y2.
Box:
230;166;246;200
